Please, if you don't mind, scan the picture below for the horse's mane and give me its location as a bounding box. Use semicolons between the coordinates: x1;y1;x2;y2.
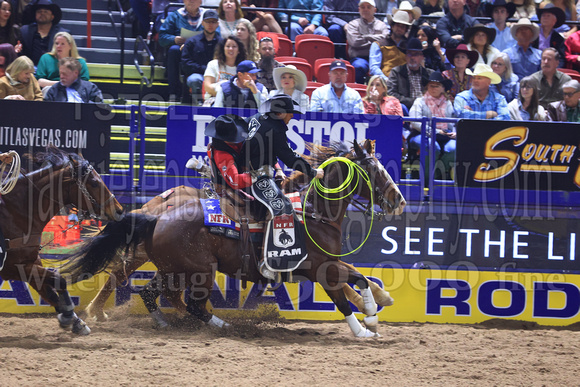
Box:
22;146;83;172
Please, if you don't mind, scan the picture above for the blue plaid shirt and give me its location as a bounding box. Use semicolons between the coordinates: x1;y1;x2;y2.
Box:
454;88;510;120
502;45;542;81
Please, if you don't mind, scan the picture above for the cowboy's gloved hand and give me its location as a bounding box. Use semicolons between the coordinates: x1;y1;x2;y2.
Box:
275;168;286;180
315;169;324;179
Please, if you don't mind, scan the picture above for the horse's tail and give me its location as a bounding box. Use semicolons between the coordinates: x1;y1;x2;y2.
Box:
60;213;158;284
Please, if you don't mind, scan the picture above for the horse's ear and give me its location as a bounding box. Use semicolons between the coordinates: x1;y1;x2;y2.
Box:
363;139;375;155
353;141;364;157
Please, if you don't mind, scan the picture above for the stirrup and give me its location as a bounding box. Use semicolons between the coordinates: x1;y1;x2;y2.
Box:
259;261;276;281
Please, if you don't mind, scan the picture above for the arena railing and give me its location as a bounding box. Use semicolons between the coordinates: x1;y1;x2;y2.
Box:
106;0;128;83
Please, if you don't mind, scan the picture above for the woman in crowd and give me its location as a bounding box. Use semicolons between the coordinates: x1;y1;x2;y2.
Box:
363;75;403;115
508;76;550;120
489;52;519;103
36;32;89;88
409;71;455;178
0;55;42;100
464;24;500;66
511;0;537;19
236;18;260;63
0;43;16;77
219;0;249;39
269;65;310;112
442;44;478;102
539;0;577;37
240;0;283;33
203;35;247;103
416;25;445;72
0;0;21;52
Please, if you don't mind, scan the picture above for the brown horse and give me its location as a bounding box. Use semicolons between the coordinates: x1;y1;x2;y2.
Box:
62;140;405;337
0;147;124;335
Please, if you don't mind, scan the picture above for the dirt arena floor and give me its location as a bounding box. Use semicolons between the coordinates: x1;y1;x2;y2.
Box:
1;304;580;386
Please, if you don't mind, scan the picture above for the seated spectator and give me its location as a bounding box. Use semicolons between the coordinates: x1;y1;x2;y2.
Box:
269;65;310;112
416;25;445;72
547;79;580;121
539;0;577;38
0;43;17;77
236;18;260;62
532;4;566;67
508;76;551;120
256;36;284;91
531;47;571;108
158;0;208;100
324;0;359;59
486;0;516;53
464;24;500;66
181;10;221;106
0;55;42;100
310;60;363;113
565;28;580;71
390;1;422;38
502;18;542;80
214;59;268;108
277;0;328;41
387;38;434;110
240;0;283;34
363;75;403;115
415;0;445;21
345;0;389;84
0;0;22;53
435;0;476;49
512;0;536;19
20;0;68;65
203;35;247;104
36;32;89;89
454;63;510;120
489;52;519;103
369;10;411;80
409;71;455;178
442;43;478;102
219;0;250;39
44;57;103;103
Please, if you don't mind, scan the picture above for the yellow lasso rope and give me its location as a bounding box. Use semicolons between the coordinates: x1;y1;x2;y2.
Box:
303;157;374;257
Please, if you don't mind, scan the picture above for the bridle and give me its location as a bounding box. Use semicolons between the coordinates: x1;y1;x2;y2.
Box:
68;160;117;220
351;151;394;218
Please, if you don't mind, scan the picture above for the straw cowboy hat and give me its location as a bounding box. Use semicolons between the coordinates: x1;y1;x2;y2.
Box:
510;18;540;41
466;63;502;84
387;8;413;26
445;44;479;68
536;4;566;29
273;65;307;92
464;24;497;45
392;1;422;20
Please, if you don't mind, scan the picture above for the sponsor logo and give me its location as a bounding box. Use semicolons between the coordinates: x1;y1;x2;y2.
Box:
270;199;284;210
273;214;295;248
267;248;302;258
256;178;270;190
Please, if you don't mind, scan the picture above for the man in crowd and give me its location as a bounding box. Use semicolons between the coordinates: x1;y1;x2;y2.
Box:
181;10;221;106
502;18;542;80
530;47;571;109
454;63;509;120
387;38;433;110
277;0;328;40
368;10;410;80
214;60;269;108
310;60;363;113
436;0;476;49
486;0;516;52
324;0;359;59
345;0;389;84
532;4;566;68
20;0;68;65
547;80;580;122
44;58;103;103
256;36;285;91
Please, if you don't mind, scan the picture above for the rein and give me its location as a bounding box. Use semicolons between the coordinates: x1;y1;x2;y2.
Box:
303;157;375;257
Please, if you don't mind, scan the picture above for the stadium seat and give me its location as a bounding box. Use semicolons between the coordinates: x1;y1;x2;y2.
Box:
346;83;367;98
277;37;293;57
276;59;313;80
305;81;324;98
277;56;308;64
558;68;580;76
296;37;335;68
295;34;331;45
568;73;580;82
314;59;355;84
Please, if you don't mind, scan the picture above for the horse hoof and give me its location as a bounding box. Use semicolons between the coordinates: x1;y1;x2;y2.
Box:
57;313;75;328
363;315;379;333
72;318;91;336
355;328;380;338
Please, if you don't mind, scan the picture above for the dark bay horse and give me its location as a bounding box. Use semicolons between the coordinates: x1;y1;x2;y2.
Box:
62;140;405;337
0;147;124;335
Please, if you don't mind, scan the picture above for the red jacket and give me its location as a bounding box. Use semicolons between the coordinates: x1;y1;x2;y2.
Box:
208;142;253;190
565;31;580;69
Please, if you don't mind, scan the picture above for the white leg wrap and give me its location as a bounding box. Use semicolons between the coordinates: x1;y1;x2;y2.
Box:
150;309;169;329
345;313;378;338
208;315;230;328
363;315;380;335
360;287;378;316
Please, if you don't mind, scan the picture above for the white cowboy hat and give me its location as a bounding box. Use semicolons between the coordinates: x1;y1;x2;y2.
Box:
273;65;307;92
510;18;540;41
466;63;502;84
392;1;422;20
387;9;412;26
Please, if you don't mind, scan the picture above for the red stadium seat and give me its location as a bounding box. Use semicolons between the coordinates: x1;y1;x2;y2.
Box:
305;81;324;98
296;37;335;68
314;59;355;84
275;59;313;81
277;56;308;64
277;37;293;57
346;83;367;98
568;73;580;82
295;34;331;45
558;68;580;76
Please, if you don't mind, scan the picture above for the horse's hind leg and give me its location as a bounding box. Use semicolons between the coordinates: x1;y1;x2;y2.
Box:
340;262;394;307
186;273;229;329
139;273;170;328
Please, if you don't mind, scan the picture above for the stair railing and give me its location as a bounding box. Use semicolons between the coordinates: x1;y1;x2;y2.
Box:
107;0;126;84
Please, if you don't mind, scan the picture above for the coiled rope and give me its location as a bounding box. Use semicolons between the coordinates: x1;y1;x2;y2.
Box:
303;157;374;257
0;151;20;194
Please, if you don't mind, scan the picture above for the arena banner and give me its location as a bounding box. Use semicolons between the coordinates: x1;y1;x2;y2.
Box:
165;106;403;180
0;100;112;172
455;119;580;191
2;262;580;326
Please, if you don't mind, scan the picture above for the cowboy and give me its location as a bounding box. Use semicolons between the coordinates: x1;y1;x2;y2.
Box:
244;94;324;280
368;10;411;79
532;4;566;68
486;0;516;52
502;18;542;81
454;63;510;120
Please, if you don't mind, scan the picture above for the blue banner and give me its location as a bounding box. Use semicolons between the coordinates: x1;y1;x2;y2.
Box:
165;106;403;180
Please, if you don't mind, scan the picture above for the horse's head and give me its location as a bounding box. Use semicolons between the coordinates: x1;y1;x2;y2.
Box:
65;154;124;221
350;140;406;216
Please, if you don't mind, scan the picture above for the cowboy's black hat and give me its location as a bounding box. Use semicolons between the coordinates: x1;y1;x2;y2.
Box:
260;94;303;115
25;0;62;25
486;0;516;19
423;71;453;91
464;24;497;46
397;37;423;54
537;4;566;29
205;114;248;143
